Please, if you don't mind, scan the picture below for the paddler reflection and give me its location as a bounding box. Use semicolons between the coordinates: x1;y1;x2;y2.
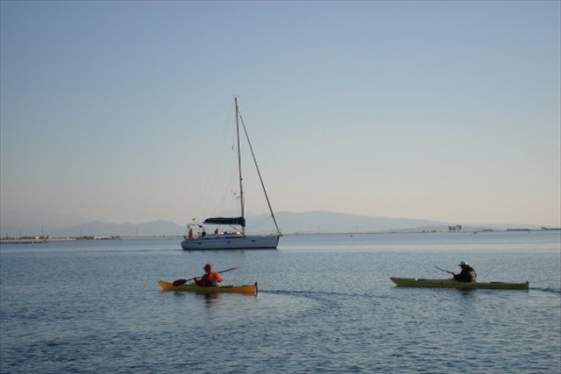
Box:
203;293;222;306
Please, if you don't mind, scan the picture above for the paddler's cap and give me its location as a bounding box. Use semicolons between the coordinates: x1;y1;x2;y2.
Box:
459;261;468;267
204;263;212;271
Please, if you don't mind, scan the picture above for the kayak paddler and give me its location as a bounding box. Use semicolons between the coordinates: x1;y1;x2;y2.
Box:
194;263;224;287
453;261;477;282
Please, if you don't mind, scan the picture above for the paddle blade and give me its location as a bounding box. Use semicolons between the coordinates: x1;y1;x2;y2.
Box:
173;279;187;287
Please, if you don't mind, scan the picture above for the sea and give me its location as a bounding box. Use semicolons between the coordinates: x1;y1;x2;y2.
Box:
1;231;560;373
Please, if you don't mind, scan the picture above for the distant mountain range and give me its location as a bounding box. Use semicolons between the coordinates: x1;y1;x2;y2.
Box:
0;210;544;237
258;211;448;234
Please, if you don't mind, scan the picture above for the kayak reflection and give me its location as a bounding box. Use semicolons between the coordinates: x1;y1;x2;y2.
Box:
202;292;222;306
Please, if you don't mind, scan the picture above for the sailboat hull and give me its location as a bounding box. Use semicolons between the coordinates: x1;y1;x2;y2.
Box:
181;235;279;250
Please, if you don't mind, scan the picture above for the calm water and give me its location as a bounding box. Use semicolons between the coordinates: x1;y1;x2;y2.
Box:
1;231;560;373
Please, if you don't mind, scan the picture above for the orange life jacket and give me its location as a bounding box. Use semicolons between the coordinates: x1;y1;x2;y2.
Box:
195;272;224;287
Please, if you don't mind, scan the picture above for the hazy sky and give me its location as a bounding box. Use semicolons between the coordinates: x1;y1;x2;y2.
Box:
1;1;560;227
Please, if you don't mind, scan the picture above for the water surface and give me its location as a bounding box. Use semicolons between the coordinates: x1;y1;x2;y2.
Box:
1;231;560;373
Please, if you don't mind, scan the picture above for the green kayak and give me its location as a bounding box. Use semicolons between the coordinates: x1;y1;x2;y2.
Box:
390;277;529;290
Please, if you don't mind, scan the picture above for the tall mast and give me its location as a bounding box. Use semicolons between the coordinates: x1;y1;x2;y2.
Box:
235;97;245;234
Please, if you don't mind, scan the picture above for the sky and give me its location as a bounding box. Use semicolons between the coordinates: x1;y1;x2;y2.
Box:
1;0;560;228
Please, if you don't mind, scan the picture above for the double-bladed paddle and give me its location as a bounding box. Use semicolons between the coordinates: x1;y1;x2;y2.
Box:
434;266;455;275
172;267;239;286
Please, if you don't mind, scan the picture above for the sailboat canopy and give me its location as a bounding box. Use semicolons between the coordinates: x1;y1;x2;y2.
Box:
203;216;246;227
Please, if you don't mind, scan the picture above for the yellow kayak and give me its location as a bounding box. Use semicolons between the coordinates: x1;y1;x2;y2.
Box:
158;280;258;295
390;277;529;290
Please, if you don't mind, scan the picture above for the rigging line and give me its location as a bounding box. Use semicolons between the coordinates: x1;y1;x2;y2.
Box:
238;111;282;235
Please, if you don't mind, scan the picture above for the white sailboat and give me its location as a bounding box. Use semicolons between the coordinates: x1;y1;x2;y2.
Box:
181;98;281;250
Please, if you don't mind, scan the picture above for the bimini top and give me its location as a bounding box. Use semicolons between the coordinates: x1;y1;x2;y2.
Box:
203;216;246;227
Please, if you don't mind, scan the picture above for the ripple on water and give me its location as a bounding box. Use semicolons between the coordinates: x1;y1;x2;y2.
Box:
1;236;560;373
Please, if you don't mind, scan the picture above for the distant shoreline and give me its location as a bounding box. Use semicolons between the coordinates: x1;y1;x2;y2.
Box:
1;228;559;245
